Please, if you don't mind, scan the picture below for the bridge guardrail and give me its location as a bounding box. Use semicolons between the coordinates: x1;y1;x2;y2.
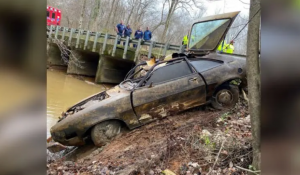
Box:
47;25;185;61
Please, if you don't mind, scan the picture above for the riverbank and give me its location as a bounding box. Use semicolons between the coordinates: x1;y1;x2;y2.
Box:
47;98;252;175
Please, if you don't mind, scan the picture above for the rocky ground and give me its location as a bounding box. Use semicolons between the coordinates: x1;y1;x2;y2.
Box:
47;98;252;175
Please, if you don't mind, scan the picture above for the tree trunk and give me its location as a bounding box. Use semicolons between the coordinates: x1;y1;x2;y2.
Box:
104;0;116;32
126;0;135;25
78;0;87;30
111;0;121;30
246;0;261;172
133;0;142;27
161;0;178;42
88;0;101;31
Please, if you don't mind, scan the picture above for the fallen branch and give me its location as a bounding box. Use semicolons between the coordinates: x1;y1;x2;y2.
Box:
207;140;225;175
52;38;85;69
235;165;261;175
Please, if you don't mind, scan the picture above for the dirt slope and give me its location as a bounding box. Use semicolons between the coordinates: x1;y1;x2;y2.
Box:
48;100;252;175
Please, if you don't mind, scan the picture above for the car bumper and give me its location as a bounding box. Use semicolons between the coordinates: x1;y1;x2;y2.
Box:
51;130;86;146
54;136;86;146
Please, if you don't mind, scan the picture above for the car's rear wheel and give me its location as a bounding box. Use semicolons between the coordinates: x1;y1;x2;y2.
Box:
211;84;239;110
91;120;121;147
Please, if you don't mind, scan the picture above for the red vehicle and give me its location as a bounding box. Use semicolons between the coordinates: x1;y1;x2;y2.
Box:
47;6;61;26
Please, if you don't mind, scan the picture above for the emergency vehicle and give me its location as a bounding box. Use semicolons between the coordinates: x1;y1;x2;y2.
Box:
47;6;61;26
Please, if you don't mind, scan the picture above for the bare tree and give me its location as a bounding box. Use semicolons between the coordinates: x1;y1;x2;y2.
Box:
126;0;136;24
246;0;261;172
48;0;205;45
78;0;88;30
160;0;205;42
104;0;116;32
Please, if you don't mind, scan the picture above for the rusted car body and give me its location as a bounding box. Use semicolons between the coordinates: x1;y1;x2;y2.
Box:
50;11;246;146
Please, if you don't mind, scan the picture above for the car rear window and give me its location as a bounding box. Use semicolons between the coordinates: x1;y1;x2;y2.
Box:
189;59;223;72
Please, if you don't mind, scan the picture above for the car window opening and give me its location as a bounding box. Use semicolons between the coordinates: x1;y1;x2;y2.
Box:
120;57;196;91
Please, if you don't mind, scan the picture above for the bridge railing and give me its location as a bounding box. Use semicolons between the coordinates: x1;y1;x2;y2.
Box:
47;25;185;61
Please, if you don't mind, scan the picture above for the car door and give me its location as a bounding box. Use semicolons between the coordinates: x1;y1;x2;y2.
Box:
132;60;206;124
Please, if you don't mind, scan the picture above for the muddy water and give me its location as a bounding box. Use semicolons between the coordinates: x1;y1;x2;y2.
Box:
47;69;110;137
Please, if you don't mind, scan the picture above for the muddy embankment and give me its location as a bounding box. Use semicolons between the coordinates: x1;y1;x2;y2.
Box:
47;98;252;175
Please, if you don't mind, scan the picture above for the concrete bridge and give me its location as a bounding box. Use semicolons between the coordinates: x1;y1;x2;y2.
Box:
47;25;184;84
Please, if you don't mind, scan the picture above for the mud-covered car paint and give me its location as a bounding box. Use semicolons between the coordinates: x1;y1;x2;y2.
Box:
50;54;246;146
50;11;246;146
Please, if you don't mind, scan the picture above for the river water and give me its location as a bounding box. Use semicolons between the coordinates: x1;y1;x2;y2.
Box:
47;69;110;137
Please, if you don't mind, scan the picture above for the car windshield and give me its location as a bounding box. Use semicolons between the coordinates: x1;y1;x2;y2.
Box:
189;18;231;51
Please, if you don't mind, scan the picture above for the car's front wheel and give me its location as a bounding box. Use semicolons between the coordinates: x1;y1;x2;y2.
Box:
91;120;121;147
211;84;239;110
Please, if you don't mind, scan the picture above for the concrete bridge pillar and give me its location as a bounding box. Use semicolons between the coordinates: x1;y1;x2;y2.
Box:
67;49;100;77
95;55;135;84
47;42;66;66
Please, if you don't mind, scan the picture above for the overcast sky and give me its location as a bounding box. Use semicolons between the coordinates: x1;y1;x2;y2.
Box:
203;0;250;16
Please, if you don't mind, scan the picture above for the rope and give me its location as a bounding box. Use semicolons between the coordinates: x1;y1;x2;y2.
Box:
231;8;261;41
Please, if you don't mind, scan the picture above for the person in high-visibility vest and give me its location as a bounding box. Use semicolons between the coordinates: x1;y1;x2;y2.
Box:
217;40;227;52
182;35;188;46
225;40;235;54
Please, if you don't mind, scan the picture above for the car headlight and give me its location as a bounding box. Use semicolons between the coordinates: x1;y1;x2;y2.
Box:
51;130;65;139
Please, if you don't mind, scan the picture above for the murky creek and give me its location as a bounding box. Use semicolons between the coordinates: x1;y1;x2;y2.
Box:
47;69;111;137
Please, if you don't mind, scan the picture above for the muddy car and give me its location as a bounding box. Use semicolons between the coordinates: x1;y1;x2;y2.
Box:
50;11;246;147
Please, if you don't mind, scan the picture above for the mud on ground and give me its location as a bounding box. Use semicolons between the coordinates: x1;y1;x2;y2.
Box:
47;99;252;175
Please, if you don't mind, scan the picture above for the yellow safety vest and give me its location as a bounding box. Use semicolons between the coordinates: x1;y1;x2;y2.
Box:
225;44;234;54
217;40;227;52
182;35;188;45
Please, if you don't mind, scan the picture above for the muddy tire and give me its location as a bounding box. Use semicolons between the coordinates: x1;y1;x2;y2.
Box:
91;121;121;147
211;84;239;110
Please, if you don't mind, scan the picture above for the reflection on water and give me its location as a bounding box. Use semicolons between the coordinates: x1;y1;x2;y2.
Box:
47;69;109;137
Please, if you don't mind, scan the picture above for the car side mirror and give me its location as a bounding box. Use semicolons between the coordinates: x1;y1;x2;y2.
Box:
148;82;154;88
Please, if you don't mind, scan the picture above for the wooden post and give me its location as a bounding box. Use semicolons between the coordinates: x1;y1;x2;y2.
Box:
61;27;66;41
122;36;130;59
101;33;109;55
84;31;90;50
112;35;119;57
68;28;74;46
49;25;53;39
92;32;100;52
163;43;169;56
148;41;155;59
76;30;82;48
55;26;59;39
178;45;184;53
134;39;142;62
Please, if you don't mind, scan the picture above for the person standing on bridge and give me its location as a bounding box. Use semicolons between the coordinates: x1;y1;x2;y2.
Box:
143;27;152;50
143;27;152;41
115;20;125;44
123;24;132;47
133;27;143;48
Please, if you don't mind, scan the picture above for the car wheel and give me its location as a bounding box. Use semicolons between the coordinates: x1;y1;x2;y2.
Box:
91;120;121;147
211;84;239;110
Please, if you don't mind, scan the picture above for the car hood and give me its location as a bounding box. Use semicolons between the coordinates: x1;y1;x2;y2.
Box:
188;11;240;52
59;85;129;120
